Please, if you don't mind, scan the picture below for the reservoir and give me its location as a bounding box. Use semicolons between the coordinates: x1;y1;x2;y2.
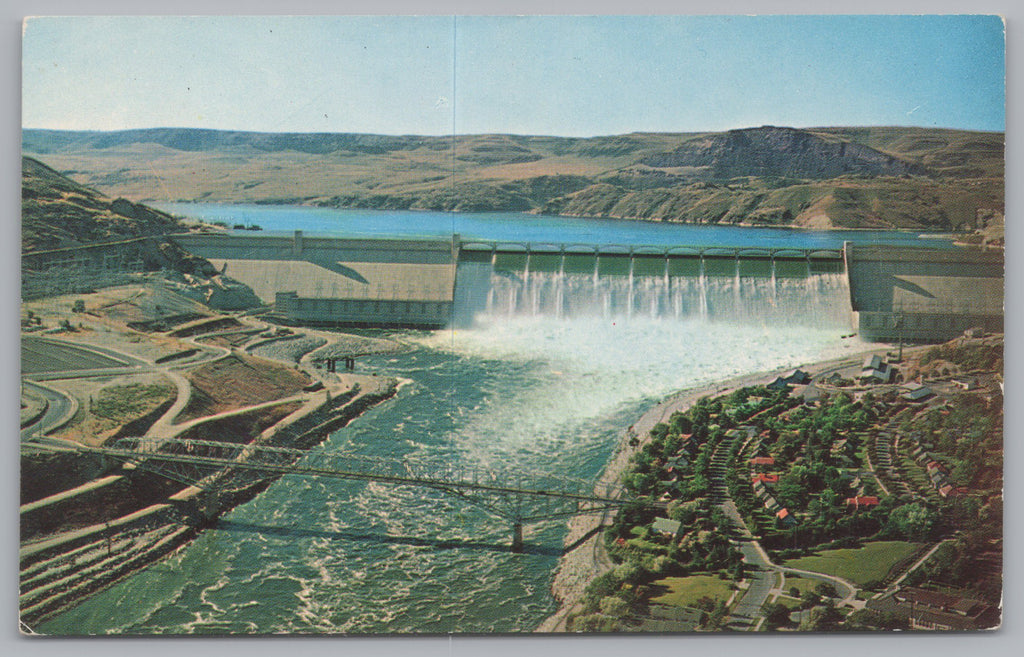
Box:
39;207;952;634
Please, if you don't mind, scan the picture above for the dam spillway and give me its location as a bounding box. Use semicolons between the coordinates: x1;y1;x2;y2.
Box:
172;232;855;331
453;245;849;328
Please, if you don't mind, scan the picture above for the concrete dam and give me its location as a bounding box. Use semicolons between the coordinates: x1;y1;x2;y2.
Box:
171;232;1003;342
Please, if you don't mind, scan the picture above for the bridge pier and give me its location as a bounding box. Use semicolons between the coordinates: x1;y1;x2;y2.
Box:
511;522;524;553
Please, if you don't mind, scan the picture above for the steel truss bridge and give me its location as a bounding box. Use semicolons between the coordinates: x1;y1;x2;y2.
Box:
62;437;647;551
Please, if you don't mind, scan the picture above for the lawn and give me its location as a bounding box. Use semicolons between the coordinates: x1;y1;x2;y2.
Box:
781;541;922;587
774;596;803;610
649;575;734;608
781;575;820;597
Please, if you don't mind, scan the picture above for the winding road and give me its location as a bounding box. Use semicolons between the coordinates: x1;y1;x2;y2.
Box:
707;434;862;632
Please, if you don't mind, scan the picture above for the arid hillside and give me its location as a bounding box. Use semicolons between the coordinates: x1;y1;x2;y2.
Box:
23;125;1004;231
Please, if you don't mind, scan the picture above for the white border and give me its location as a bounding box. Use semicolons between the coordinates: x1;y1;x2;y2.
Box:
5;2;1018;656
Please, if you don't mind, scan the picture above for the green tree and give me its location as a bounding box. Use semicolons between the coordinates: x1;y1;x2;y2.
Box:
599;596;629;617
799;603;843;631
799;590;822;609
884;502;938;541
846;609;909;631
764;602;792;629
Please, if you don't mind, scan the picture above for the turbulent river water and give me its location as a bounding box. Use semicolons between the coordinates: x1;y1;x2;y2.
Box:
39;207;950;635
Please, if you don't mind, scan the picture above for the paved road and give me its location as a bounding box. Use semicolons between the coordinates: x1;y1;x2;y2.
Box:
20;380;77;441
726;541;779;631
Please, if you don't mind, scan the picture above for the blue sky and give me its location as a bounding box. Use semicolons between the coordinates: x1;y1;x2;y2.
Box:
22;15;1005;136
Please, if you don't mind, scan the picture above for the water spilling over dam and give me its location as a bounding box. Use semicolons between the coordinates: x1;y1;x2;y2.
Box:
453;247;851;329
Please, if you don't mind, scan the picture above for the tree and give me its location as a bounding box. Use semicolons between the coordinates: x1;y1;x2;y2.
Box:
846;609;909;631
731;560;746;582
814;582;837;598
799;603;843;631
764;602;792;629
599;596;629;617
799;590;822;609
884;502;938;541
705;600;728;630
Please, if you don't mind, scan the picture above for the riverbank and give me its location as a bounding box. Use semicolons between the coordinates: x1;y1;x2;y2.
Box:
536;344;895;633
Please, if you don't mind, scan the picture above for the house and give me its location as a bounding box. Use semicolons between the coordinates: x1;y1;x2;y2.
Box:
776;507;797;527
752;473;780;484
865;586;1000;631
863;354;885;371
764;496;781;513
860;354;894;384
651;517;682;538
929;469;950;489
861;367;893;384
749;456;776;467
952;377;978;391
753;480;769;499
666;455;690;474
784;369;812;385
901;383;934;402
845;496;880;509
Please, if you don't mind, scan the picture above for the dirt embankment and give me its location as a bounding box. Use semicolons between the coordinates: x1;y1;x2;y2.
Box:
178;353;311;422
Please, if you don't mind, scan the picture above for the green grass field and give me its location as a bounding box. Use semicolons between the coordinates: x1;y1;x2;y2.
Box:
648;575;734;608
781;575;820;597
781;541;922;587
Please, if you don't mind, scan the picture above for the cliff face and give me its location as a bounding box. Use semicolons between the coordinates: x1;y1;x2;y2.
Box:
639;126;927;179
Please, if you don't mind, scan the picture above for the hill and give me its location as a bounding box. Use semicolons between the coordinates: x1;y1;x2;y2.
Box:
22;156;184;252
22;126;1004;231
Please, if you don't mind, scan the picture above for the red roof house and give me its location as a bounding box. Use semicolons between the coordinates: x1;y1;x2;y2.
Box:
749;456;775;467
776;507;797;527
845;496;880;509
752;473;780;484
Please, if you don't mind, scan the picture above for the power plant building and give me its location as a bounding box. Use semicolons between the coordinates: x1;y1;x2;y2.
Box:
845;243;1003;343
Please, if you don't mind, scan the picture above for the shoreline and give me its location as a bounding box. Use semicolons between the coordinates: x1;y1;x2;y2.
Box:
536;345;890;633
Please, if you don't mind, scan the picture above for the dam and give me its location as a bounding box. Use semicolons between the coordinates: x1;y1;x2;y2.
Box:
171;231;1003;343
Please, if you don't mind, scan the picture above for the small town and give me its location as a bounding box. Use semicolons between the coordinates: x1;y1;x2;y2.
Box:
567;335;1002;632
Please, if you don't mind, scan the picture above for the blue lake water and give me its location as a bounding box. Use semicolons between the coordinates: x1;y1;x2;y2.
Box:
155;203;955;250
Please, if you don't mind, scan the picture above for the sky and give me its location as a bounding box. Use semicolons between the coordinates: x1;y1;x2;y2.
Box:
22;14;1005;137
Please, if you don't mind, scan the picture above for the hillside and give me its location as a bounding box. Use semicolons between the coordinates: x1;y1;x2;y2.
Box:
22;126;1004;231
22;156;183;252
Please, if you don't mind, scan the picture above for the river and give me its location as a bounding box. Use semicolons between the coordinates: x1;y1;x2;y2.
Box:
38;206;951;634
